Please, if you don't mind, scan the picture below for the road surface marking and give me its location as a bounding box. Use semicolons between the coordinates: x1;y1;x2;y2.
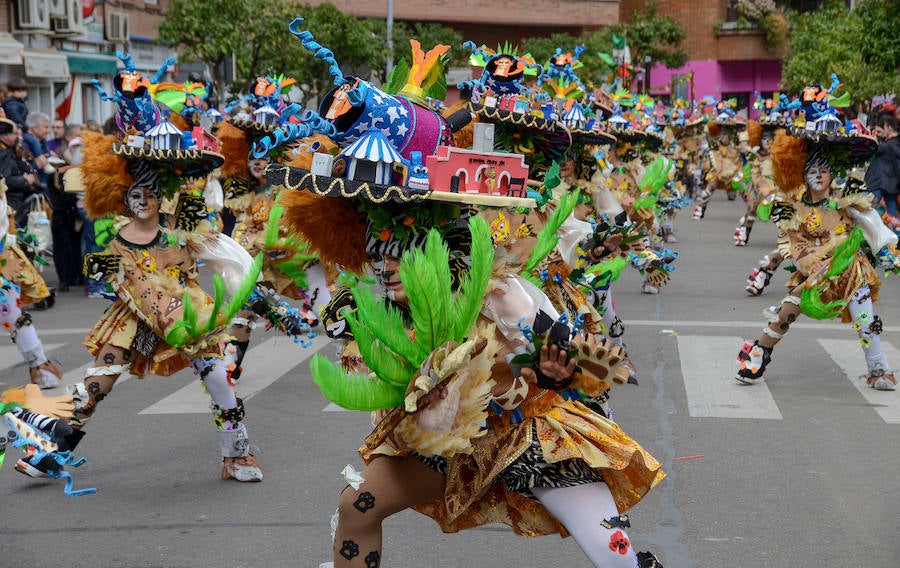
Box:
819;339;900;424
676;335;783;419
140;334;328;414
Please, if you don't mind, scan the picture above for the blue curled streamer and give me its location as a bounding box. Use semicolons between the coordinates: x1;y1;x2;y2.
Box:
288;18;347;87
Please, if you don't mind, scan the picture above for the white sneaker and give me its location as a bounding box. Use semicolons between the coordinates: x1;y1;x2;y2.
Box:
29;362;62;389
641;282;659;295
867;371;897;391
222;453;263;482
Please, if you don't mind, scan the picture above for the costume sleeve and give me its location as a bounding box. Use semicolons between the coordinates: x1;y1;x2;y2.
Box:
785;227;822;276
864;146;892;192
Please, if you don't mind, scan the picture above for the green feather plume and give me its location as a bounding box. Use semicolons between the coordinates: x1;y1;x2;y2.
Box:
825;226;863;279
521;188;580;284
264;205;314;290
345;308;417;388
452;216;494;340
350;283;422;364
585;255;629;287
166;253;263;347
310;355;405;411
205;275;226;333
400;230;453;354
800;286;847;319
638;157;671;194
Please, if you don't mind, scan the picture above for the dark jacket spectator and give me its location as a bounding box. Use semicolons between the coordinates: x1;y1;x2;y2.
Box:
864;113;900;218
0;118;40;226
2;77;30;130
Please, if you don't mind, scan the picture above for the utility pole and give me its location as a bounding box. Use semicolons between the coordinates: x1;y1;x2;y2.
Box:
386;0;394;77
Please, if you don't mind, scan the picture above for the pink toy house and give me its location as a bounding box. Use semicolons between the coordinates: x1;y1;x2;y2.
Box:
426;145;529;197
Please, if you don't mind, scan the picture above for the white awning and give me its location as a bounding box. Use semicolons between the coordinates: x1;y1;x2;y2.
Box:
23;48;69;79
0;34;24;66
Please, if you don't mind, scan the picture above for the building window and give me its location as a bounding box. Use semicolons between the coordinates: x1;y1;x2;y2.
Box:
725;0;740;22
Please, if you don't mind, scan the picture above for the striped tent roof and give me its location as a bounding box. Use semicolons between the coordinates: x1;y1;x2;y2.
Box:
341;127;404;164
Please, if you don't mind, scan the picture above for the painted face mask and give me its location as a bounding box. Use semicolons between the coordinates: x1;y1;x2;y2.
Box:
126;186;159;219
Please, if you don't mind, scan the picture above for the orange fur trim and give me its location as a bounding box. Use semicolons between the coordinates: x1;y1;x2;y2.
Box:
445;100;475;149
81;132;133;218
707;122;720;138
276;190;369;273
770;131;808;192
747;120;762;148
217;121;252;179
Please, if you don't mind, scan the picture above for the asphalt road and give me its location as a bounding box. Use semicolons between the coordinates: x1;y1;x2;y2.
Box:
2;191;899;568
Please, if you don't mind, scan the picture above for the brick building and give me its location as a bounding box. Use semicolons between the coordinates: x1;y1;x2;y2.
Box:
620;0;787;112
1;0;177;125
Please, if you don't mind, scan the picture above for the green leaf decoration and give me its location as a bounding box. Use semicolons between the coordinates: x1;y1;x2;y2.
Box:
544;161;561;189
310;355;405;411
384;58;410;96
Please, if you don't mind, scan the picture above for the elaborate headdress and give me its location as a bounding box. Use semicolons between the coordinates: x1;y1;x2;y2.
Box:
80;52;225;218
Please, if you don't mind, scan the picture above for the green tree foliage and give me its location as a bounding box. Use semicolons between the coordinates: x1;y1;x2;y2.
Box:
782;0;900;102
520;1;685;89
612;1;688;70
161;0;465;105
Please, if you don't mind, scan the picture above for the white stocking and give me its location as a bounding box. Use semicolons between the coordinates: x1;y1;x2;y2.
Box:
847;285;890;373
0;282;47;367
532;483;639;568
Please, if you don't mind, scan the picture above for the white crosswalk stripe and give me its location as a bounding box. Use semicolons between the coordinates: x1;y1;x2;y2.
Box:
676;335;783;419
818;338;900;424
140;334;329;414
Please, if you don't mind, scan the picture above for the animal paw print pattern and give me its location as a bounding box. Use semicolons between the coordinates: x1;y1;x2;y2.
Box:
339;540;360;560
572;337;628;385
492;376;529;410
353;491;376;513
364;551;381;568
609;530;631;555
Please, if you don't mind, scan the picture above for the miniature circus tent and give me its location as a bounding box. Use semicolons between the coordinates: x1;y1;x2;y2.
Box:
146;119;183;151
341;127;405;184
562;103;587;130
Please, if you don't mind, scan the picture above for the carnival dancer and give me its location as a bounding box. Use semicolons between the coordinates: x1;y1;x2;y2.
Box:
269;22;666;568
15;54;266;482
743;110;791;292
692;103;745;220
1;173;62;388
604;116;677;295
216;76;328;380
735;108;898;390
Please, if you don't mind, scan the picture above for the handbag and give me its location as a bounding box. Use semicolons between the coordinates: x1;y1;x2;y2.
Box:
26;193;52;253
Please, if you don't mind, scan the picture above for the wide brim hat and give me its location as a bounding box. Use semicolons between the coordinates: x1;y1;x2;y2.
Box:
786;124;877;166
709;118;747;130
266;163;536;209
0;118;15;135
608;125;663;151
110;143;224;178
468;101;572;161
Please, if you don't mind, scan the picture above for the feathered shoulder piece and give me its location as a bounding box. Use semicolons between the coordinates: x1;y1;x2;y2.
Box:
81;132;133;219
